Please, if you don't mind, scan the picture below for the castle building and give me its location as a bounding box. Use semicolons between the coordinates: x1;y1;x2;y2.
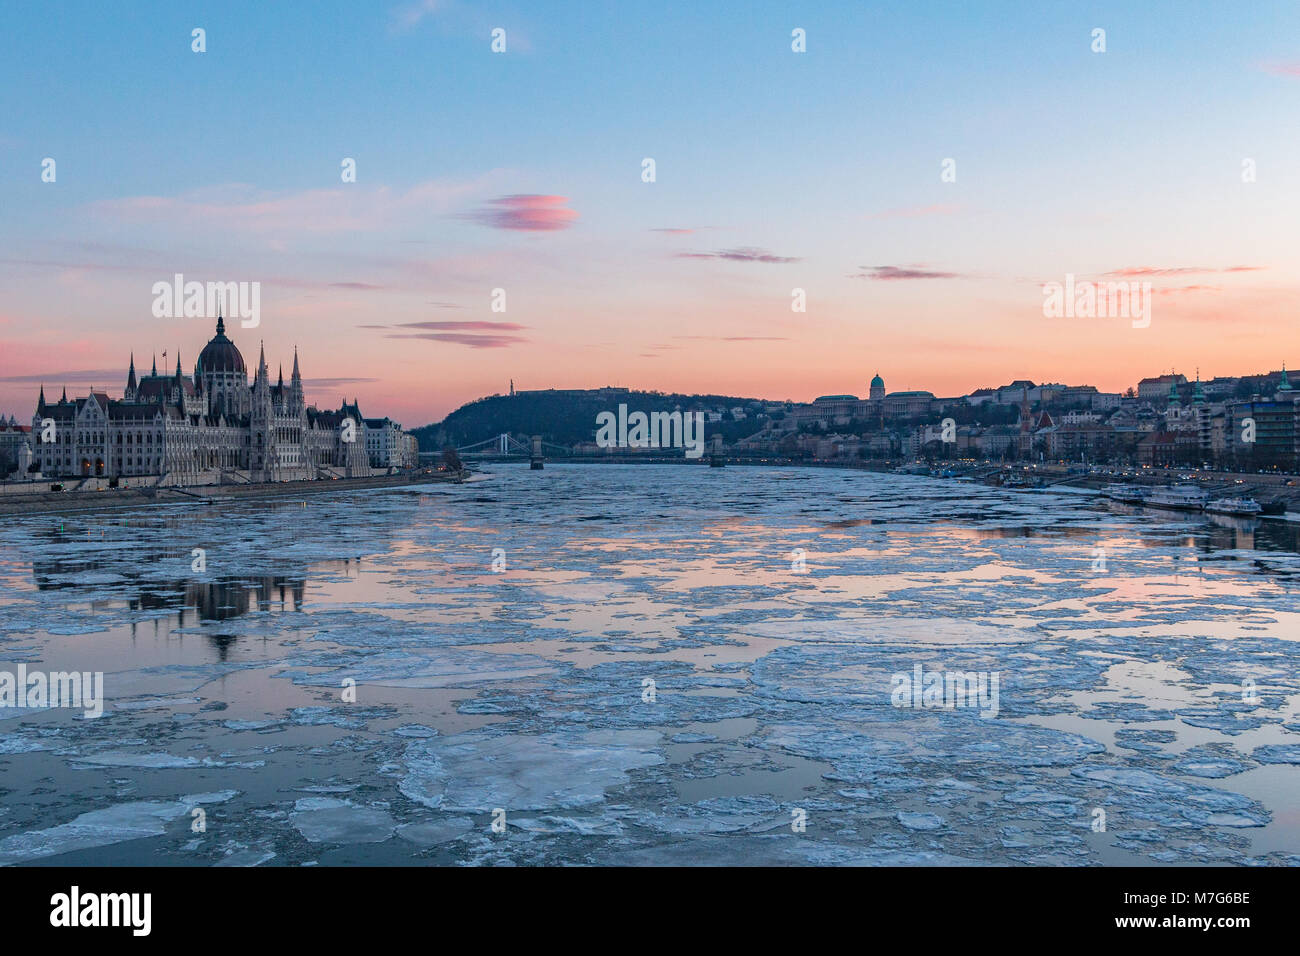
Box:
24;315;408;484
788;373;936;429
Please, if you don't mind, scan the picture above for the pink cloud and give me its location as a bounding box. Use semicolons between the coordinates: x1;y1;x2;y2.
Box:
1101;265;1265;277
387;332;525;348
465;195;578;232
392;321;528;331
370;319;529;348
0;368;122;385
1151;285;1222;296
852;265;965;280
677;247;800;264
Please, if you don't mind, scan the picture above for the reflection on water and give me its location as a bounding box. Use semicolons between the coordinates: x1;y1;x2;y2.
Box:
34;556;315;620
31;543;358;624
1102;499;1300;573
0;466;1296;867
1206;513;1257;551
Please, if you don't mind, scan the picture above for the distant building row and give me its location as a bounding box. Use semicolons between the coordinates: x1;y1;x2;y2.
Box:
746;368;1300;470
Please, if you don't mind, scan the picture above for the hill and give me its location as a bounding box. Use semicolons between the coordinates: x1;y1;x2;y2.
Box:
410;388;784;453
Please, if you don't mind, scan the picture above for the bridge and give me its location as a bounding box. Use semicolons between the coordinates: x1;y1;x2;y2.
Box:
416;433;571;466
420;432;727;467
451;433;571;460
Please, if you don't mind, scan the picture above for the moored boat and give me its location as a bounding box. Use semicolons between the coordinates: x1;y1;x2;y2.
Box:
1146;484;1208;511
1103;483;1147;504
1205;496;1263;517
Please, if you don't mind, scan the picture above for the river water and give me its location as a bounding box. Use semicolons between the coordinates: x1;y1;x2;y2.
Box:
0;465;1297;865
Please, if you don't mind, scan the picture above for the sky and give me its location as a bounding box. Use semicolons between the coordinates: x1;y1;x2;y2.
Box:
1;0;1298;426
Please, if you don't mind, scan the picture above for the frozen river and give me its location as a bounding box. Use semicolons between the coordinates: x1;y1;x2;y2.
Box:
0;464;1298;866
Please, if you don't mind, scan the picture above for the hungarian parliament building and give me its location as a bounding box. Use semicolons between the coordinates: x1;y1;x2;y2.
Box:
11;316;417;485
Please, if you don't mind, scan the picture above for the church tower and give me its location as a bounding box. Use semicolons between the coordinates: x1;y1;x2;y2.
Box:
250;341;275;480
289;347;304;412
125;354;138;402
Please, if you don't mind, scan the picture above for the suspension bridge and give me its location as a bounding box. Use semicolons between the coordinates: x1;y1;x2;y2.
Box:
458;434;573;459
419;432;728;467
417;433;572;466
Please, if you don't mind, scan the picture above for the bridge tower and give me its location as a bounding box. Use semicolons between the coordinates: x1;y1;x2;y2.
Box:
530;435;544;470
709;434;725;468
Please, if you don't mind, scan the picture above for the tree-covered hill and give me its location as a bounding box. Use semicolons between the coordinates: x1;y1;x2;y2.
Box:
410;388;783;452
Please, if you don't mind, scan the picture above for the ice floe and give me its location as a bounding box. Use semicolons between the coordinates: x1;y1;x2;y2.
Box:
400;728;663;812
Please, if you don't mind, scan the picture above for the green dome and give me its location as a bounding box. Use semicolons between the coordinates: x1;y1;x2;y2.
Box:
870;374;884;388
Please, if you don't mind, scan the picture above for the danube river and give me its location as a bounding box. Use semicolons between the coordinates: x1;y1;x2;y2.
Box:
0;465;1297;865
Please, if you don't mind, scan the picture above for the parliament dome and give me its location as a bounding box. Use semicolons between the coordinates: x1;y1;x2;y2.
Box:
198;316;246;374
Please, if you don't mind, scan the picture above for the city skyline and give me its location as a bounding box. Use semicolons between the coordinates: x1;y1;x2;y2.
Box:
5;306;1291;427
3;1;1300;425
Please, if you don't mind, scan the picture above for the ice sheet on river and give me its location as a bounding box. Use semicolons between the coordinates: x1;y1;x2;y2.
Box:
0;791;237;865
290;798;396;844
1;465;1297;865
400;728;664;811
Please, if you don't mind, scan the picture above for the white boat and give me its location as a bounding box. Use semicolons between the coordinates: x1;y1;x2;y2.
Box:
1205;496;1262;517
1145;484;1208;511
1103;483;1147;504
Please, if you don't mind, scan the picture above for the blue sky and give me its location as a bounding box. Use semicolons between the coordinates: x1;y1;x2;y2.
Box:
2;1;1298;423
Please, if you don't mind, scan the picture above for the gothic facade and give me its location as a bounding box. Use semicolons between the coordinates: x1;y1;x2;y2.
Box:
27;316;385;484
